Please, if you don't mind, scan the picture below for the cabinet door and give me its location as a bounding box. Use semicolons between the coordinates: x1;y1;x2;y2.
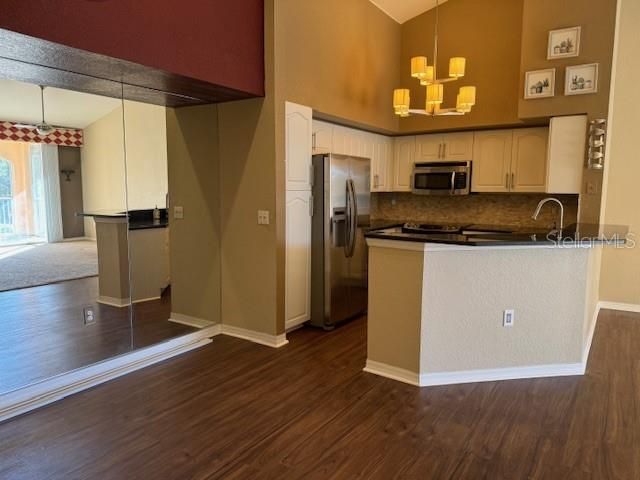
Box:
331;125;349;156
380;137;394;192
471;130;512;193
361;131;375;160
415;134;443;162
511;128;548;193
312;119;332;154
443;132;474;161
285;190;312;329
285;102;312;191
393;136;415;192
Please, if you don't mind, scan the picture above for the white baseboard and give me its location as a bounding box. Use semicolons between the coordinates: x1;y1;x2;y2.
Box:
598;301;640;313
364;359;584;388
169;314;288;348
419;362;585;387
97;295;130;308
221;324;289;348
131;296;161;305
0;326;219;424
363;360;420;386
169;312;218;329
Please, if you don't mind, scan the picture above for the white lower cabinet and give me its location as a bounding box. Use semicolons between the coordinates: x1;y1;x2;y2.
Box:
285;190;312;329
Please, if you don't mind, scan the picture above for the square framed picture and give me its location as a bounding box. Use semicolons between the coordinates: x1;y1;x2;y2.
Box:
524;69;556;99
548;26;581;59
565;63;599;95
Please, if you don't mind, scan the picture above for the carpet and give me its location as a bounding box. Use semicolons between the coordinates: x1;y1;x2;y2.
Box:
0;240;98;292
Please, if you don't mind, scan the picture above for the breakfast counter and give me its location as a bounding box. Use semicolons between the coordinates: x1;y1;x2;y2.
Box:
363;223;626;387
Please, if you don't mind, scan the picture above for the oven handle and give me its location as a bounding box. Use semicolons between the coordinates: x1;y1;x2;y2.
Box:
451;171;456;194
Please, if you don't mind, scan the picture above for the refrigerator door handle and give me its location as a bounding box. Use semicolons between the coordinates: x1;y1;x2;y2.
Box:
346;179;357;258
344;181;351;256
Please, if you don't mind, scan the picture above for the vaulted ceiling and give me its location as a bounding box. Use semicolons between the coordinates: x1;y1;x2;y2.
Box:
370;0;449;24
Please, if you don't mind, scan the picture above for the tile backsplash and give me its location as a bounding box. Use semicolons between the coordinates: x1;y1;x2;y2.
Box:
371;193;579;229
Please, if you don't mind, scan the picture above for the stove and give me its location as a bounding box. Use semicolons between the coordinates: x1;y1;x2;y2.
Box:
401;223;466;234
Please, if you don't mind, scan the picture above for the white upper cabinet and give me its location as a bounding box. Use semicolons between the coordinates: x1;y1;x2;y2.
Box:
371;135;393;192
443;132;474;161
415;132;474;162
472;130;513;192
415;134;442;162
285;102;312;191
312;119;332;154
510;128;548;193
393;136;416;192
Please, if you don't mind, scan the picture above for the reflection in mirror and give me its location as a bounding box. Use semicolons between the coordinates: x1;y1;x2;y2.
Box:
0;75;133;394
121;94;210;348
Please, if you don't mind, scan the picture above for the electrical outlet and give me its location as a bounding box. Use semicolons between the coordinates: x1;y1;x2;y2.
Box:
83;306;96;325
174;206;184;219
503;309;514;327
258;210;270;225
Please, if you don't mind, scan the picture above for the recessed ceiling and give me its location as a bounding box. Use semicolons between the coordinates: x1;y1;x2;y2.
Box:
370;0;449;24
0;79;121;129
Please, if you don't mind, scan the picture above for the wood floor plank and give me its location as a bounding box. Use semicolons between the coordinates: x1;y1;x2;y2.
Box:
1;310;640;479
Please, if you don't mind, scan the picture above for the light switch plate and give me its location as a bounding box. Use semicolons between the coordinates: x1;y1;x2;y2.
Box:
503;309;515;327
174;206;184;219
258;210;270;225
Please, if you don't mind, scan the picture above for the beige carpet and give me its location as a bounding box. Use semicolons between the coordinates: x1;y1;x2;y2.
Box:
0;240;98;292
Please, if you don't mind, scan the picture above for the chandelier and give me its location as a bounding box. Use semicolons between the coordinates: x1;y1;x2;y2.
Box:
393;0;476;117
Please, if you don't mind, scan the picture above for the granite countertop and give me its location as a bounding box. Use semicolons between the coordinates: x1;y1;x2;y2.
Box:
365;222;628;247
78;209;169;230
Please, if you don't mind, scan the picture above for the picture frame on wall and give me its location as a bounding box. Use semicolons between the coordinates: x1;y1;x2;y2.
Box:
565;63;599;95
524;68;556;99
548;26;581;59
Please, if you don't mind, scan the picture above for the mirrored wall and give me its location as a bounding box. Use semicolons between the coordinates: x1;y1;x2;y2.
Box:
0;70;216;396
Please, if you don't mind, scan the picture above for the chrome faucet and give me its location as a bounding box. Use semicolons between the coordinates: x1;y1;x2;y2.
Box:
532;197;564;233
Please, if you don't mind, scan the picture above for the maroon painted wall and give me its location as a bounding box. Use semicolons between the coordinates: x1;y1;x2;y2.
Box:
0;0;264;96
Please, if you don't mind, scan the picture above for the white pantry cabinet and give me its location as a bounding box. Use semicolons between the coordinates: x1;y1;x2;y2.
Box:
285;190;312;329
285;102;313;191
285;102;313;330
393;136;416;192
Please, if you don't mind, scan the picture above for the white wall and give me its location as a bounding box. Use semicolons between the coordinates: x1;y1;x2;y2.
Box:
123;101;168;211
81;101;168;238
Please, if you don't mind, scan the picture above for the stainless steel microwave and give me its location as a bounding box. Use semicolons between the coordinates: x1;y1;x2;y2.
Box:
411;161;471;195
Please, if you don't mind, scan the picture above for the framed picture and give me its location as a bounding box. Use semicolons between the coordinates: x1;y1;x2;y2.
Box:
548;26;581;59
565;63;599;95
524;69;556;99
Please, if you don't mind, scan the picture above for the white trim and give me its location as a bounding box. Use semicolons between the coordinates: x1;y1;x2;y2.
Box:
419;363;585;387
97;295;130;307
364;359;584;388
221;324;289;348
131;296;161;304
598;301;640;313
583;303;601;365
0;326;219;423
363;360;421;386
285;318;307;331
169;312;218;329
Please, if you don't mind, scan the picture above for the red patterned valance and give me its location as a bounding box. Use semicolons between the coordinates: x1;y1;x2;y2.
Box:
0;121;83;147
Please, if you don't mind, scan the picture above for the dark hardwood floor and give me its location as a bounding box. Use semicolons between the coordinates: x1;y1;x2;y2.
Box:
0;277;195;394
0;308;638;479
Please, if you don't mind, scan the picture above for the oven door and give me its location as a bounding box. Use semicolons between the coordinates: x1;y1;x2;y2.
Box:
411;164;470;195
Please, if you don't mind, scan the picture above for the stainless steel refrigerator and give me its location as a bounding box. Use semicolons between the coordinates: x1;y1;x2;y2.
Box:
310;154;370;330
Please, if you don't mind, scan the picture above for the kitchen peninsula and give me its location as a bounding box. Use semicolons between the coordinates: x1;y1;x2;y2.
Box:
364;223;626;387
80;210;169;306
